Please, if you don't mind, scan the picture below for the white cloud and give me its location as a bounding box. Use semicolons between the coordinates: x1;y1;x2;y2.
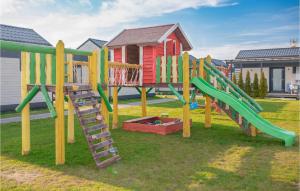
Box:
0;0;234;47
190;41;291;60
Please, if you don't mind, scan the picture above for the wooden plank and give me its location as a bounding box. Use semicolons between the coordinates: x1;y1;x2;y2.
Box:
112;86;118;129
70;92;94;99
182;52;190;137
141;87;147;117
85;123;107;133
35;53;41;84
55;40;65;165
29;53;36;84
178;55;183;83
172;56;177;83
82;117;97;125
166;56;172;83
21;52;30;155
93;139;113;150
161;56;166;83
93;149;111;159
78;108;99;116
51;54;56;85
67;54;74;144
40;53;46;84
156;57;161;83
97;155;121;168
46;54;52;85
89;131;110;141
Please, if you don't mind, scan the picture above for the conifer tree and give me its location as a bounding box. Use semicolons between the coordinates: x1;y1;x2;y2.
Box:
232;73;237;84
253;73;259;97
238;71;244;90
259;71;268;98
245;71;252;95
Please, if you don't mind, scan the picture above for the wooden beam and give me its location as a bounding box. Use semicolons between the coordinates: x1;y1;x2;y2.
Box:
205;55;212;128
55;40;65;165
67;54;74;144
141;87;147;117
21;52;30;155
182;52;190;137
112;86;118;129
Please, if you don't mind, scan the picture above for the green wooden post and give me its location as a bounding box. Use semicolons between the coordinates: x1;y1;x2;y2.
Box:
40;53;46;84
100;49;105;84
30;53;36;84
178;55;183;83
166;56;172;83
156;57;161;83
51;54;56;85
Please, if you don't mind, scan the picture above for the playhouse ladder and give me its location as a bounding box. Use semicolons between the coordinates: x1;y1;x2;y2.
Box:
67;85;121;168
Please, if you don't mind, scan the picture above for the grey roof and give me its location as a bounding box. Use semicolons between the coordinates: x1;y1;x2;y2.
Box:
0;24;52;46
236;47;300;59
106;23;192;50
212;59;227;67
77;38;107;49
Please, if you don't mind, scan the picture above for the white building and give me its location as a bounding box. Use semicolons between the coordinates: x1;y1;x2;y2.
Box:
0;24;53;112
229;47;300;98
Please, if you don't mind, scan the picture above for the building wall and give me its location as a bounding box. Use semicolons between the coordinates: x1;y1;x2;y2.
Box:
0;57;45;111
285;66;300;91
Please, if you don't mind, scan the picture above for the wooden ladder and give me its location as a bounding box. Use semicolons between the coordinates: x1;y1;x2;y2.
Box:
67;85;121;168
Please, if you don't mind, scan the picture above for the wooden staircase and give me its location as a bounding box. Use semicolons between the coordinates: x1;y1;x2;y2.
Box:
67;84;121;168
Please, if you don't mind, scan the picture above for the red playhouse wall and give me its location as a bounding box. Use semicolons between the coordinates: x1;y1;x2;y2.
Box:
114;48;122;62
143;32;182;84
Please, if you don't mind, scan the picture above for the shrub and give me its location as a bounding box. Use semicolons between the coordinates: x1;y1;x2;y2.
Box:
232;73;237;84
252;73;259;97
245;71;252;95
238;72;244;90
259;71;268;98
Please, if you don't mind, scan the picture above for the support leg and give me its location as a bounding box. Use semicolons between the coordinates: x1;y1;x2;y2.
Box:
112;86;118;129
182;52;190;137
141;87;147;117
21;52;30;155
205;96;211;128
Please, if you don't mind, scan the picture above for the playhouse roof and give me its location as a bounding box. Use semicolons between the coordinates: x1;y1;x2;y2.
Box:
0;24;52;46
106;23;192;50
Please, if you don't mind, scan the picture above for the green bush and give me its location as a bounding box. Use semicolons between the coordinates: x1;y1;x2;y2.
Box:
259;71;268;98
253;73;259;97
232;73;237;84
245;71;251;95
238;71;244;90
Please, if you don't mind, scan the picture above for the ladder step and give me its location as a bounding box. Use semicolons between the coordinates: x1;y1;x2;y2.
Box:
82;117;97;125
97;155;121;168
85;123;107;133
93;149;111;159
93;139;113;150
78;108;99;116
74;99;98;108
89;131;111;141
67;85;92;92
70;92;94;99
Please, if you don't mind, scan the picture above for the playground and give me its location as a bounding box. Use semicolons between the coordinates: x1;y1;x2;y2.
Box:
0;23;299;190
1;98;299;190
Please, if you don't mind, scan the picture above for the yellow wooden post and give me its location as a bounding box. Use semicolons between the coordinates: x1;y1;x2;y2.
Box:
112;86;118;129
91;50;98;91
46;54;52;85
183;52;190;137
67;54;74;143
55;40;65;165
102;47;109;125
141;87;147;117
172;56;177;83
250;125;257;137
205;55;212;128
199;58;204;77
21;52;30;155
192;59;197;78
35;53;41;84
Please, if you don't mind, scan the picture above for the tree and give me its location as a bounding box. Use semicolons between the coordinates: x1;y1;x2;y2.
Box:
232;73;237;84
238;72;244;90
252;73;259;97
245;71;252;95
259;71;268;98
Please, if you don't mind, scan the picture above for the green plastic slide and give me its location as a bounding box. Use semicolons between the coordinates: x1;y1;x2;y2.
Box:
191;77;296;147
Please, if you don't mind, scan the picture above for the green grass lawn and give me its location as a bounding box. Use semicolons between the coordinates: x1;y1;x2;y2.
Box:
0;96;161;119
1;98;299;191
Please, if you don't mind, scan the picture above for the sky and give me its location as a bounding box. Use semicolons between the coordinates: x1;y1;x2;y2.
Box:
0;0;299;59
